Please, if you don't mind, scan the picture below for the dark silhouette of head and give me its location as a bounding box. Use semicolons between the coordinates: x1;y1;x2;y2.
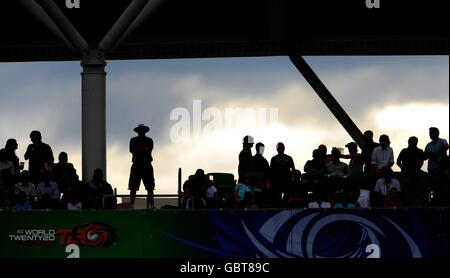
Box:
41;170;52;183
243;136;254;149
312;149;322;161
429;127;439;141
383;168;393;183
408;136;418;148
331;148;341;162
134;124;150;137
318;144;327;155
58;152;68;163
379;134;390;149
364;130;374;142
93;168;104;183
195;169;204;177
345;142;358;155
5;139;18;151
30;131;42;144
21;171;31;184
276;142;285;154
256;142;265;155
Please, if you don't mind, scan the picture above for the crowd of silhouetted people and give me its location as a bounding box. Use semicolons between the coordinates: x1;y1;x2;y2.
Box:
0;131;116;211
181;127;449;209
1;127;449;211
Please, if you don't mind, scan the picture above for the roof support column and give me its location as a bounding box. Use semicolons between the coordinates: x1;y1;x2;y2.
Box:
289;53;367;148
81;49;107;182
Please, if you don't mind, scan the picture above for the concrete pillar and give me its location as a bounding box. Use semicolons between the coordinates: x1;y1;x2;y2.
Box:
81;49;107;182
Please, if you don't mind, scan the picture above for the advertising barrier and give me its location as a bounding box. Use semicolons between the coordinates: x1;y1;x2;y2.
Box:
0;208;448;258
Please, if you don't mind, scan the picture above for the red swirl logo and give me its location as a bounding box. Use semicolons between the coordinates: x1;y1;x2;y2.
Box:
57;222;119;247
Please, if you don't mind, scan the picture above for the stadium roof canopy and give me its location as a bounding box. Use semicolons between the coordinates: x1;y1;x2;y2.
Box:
1;0;448;63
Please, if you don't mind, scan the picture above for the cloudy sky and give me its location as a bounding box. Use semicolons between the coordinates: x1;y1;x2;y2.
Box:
0;56;448;195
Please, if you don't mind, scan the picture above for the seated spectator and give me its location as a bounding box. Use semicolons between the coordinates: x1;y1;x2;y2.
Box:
302;149;327;190
333;192;356;209
307;191;331;208
67;190;82;211
374;170;401;197
204;179;219;208
86;168;115;209
397;136;425;176
356;185;371;208
285;169;305;201
14;171;37;205
53;152;76;198
183;169;207;209
384;188;404;208
326;148;349;191
371;134;394;177
37;170;59;209
12;191;32;210
234;176;262;203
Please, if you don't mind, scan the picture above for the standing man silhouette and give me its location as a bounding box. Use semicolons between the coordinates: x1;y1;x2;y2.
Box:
129;124;155;209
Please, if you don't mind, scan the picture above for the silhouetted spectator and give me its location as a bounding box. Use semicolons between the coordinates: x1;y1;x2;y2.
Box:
356;184;371;208
37;170;59;209
361;130;380;173
14;171;37;205
61;168;85;208
0;139;22;177
238;135;255;183
67;188;82;211
371;134;394;177
327;148;348;179
24;130;54;184
318;144;332;164
326;148;349;193
342;142;363;177
253;142;270;180
12;191;32;210
87;168;115;210
397;136;425;175
424;127;449;174
286;169;304;200
374;169;401;197
129;124;156;209
234;176;262;203
302;149;327;191
183;169;207;209
270;142;295;203
204;179;219;209
53;152;76;199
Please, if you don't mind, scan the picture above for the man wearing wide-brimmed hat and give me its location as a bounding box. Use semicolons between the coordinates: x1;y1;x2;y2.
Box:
129;124;155;209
